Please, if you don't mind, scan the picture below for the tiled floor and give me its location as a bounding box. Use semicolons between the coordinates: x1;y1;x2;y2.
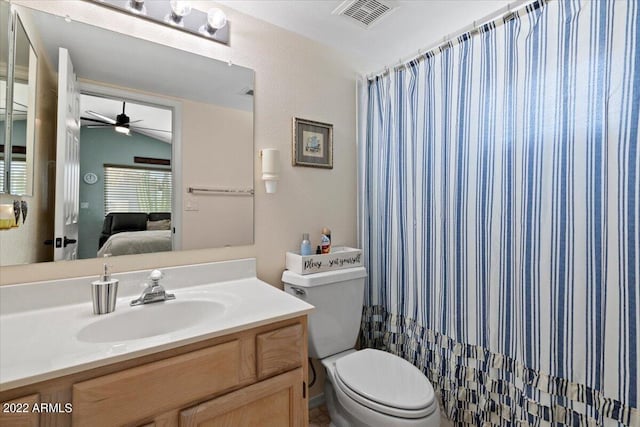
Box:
309;405;331;427
308;404;454;426
440;413;454;427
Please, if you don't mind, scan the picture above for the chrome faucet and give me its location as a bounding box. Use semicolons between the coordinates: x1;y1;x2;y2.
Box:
130;269;176;306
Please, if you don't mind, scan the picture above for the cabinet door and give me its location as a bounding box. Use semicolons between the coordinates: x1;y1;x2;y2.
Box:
256;324;304;380
0;394;39;427
180;368;304;427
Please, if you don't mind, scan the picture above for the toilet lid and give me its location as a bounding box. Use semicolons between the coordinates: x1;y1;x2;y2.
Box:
335;349;435;414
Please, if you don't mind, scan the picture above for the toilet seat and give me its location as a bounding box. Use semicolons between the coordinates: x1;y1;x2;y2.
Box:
334;349;437;419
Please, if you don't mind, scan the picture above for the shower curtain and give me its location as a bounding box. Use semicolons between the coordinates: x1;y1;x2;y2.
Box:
358;0;639;425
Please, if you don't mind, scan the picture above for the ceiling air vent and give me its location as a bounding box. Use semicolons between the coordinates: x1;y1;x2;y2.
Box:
333;0;396;29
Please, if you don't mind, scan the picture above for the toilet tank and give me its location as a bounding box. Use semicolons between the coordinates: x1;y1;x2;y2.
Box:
282;267;367;359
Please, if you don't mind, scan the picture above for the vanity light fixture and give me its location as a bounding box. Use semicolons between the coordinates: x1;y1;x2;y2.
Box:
89;0;230;45
261;149;280;194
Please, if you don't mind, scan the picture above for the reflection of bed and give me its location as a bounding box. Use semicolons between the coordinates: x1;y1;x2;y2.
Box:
98;212;171;255
97;230;172;257
99;212;171;249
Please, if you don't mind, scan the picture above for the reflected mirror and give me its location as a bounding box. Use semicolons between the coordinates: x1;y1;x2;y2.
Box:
7;14;37;196
0;2;7;183
2;4;37;196
0;4;254;267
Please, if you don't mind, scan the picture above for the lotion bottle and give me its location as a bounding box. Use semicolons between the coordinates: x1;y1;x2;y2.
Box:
300;233;312;256
321;227;331;254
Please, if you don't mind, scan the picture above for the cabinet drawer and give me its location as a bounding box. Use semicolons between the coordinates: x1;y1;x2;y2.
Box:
179;368;304;427
73;340;241;427
256;324;304;379
0;394;39;427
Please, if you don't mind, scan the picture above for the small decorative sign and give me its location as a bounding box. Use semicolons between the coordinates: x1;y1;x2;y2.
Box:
286;246;362;274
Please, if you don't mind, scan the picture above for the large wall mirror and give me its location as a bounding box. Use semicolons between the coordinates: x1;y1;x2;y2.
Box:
0;2;255;267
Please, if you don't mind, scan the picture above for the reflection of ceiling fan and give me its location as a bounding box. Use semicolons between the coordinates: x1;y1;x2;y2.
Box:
81;101;170;136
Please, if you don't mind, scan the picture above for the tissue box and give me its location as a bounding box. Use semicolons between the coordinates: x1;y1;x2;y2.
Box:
285;246;362;275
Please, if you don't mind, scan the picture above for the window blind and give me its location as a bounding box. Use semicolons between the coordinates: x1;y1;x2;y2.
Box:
103;164;172;214
0;160;27;194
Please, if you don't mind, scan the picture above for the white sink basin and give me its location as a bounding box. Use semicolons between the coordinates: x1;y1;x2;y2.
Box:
76;300;225;343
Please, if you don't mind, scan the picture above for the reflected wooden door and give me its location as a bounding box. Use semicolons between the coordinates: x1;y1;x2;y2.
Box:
53;47;80;261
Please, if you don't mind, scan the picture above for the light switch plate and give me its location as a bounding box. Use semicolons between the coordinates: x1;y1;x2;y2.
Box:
185;197;199;211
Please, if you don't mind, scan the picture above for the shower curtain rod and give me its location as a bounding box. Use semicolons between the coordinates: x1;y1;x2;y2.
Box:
366;0;539;80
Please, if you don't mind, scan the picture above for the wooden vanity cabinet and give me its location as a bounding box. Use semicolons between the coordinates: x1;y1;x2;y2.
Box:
0;316;308;427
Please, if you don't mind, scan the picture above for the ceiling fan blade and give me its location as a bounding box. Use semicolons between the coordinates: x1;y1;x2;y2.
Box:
131;129;171;142
81;117;111;124
85;110;116;124
85;125;112;129
128;119;143;124
13;101;28;109
130;126;172;133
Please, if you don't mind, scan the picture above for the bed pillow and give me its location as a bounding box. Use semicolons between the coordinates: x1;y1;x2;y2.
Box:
147;219;171;230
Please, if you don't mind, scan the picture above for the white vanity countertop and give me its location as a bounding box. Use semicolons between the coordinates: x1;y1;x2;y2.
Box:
0;259;313;391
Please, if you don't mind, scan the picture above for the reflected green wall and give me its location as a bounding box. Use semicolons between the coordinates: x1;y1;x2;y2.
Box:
78;128;171;259
0;119;26;148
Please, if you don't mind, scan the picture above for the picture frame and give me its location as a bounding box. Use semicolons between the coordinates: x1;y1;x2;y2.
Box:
293;117;333;169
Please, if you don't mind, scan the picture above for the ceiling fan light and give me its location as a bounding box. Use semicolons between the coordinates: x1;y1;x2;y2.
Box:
115;126;130;135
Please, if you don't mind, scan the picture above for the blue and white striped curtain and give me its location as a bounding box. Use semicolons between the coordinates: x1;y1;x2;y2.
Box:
358;0;639;425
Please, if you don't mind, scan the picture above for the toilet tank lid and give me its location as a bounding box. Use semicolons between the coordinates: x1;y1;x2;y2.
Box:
282;267;366;287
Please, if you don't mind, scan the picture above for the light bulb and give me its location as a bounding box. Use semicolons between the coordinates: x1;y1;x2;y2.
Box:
170;0;192;18
207;8;227;30
199;8;227;36
126;0;146;15
166;0;191;26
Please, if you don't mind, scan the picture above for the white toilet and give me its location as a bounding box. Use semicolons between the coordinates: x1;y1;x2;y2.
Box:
283;267;440;427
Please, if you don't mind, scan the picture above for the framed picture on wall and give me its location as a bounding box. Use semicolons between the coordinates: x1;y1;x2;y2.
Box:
292;117;333;169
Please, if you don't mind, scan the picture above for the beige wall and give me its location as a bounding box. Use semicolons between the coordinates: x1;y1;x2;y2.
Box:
0;8;56;266
182;100;254;250
0;1;358;287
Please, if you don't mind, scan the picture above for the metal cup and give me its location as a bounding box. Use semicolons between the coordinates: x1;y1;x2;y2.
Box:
91;280;119;314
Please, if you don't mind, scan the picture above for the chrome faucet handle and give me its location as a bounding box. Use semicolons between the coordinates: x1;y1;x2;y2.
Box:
130;269;176;306
148;269;163;286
